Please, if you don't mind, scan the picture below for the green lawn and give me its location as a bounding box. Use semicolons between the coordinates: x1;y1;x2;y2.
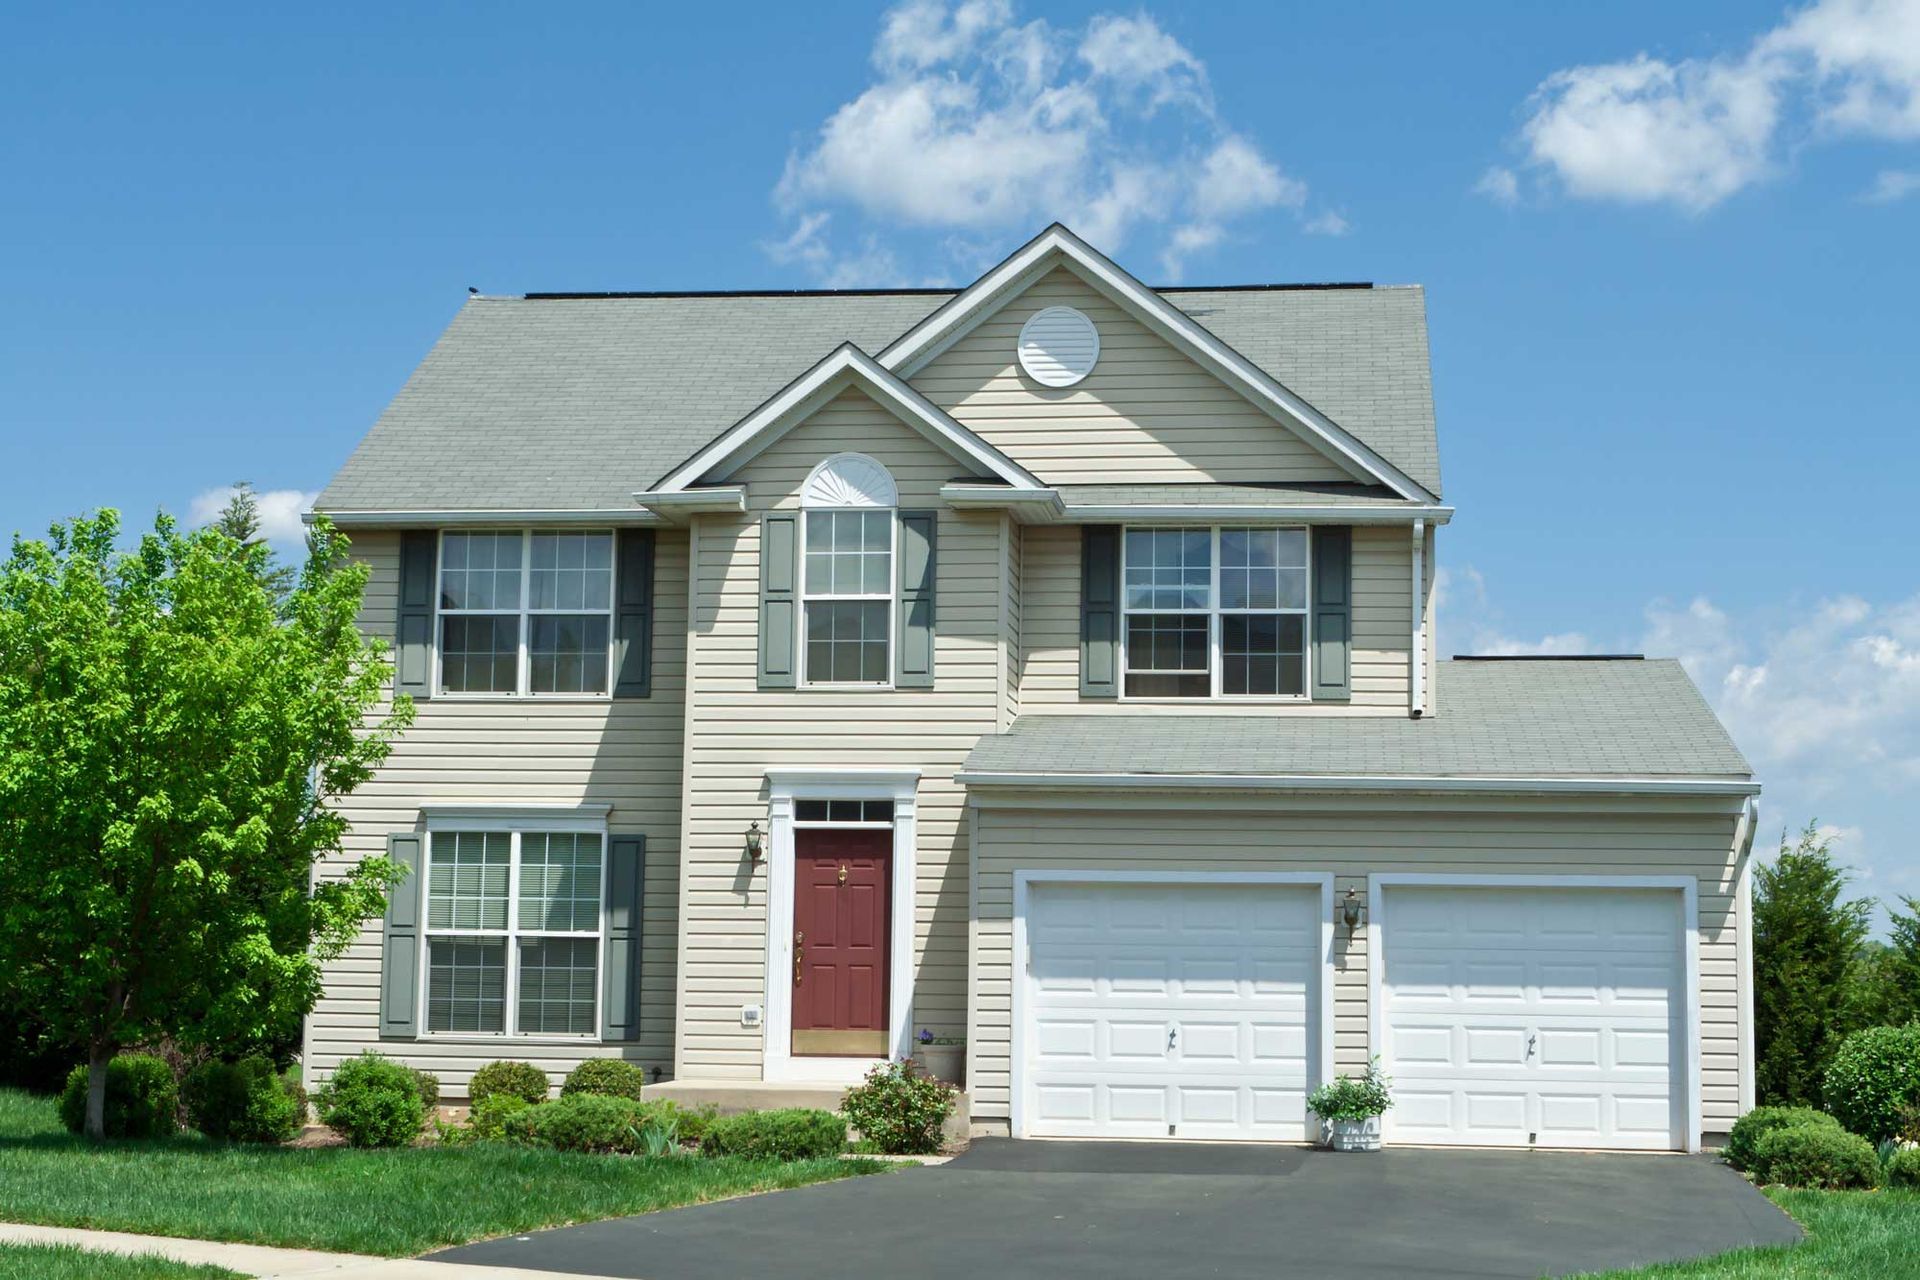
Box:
0;1244;240;1280
1580;1186;1920;1279
0;1088;884;1257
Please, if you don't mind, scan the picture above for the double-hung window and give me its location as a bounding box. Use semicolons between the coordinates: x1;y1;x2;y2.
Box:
423;829;604;1037
1121;526;1309;698
437;531;614;695
802;509;894;684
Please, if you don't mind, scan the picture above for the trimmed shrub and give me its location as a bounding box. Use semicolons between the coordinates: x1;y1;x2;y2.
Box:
469;1060;549;1106
182;1057;306;1143
703;1108;846;1160
507;1094;646;1153
314;1053;426;1148
1724;1106;1844;1172
1751;1124;1883;1189
561;1059;646;1102
57;1055;178;1138
1885;1145;1920;1189
1823;1023;1920;1144
469;1093;534;1142
841;1059;956;1155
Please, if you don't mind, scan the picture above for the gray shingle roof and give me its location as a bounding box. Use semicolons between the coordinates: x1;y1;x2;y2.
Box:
1057;482;1415;510
316;284;1440;513
963;660;1752;781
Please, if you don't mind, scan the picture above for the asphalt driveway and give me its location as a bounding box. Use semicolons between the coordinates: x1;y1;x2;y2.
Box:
429;1140;1802;1280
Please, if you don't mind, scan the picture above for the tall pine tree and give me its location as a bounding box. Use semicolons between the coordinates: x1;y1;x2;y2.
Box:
1754;822;1873;1105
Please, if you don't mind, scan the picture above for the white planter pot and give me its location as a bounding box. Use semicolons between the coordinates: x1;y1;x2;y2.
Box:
1325;1116;1382;1152
913;1044;965;1087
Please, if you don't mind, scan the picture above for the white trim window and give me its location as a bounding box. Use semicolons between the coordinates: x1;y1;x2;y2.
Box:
1121;526;1309;699
422;829;605;1037
437;530;615;696
800;453;897;688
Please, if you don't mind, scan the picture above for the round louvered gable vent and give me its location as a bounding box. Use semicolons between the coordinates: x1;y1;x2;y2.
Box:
1017;306;1100;387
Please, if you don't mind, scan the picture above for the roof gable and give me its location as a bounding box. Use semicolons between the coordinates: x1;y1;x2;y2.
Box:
645;343;1044;497
879;224;1438;503
910;264;1361;487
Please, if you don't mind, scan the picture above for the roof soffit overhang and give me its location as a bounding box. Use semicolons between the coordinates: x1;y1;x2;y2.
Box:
874;223;1439;505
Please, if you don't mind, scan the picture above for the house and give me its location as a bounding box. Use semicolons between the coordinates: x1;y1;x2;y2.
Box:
306;224;1759;1152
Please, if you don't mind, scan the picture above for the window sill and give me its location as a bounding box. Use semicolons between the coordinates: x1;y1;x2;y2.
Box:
407;1035;607;1047
425;694;616;704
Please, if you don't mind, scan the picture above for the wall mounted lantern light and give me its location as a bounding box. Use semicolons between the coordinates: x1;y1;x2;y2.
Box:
1341;887;1364;931
744;820;764;862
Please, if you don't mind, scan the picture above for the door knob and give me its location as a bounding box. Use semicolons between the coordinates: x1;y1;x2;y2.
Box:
1168;1026;1179;1052
793;931;804;987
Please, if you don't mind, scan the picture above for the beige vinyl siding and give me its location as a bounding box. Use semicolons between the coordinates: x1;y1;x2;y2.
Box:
910;266;1361;486
1016;523;1414;714
307;528;689;1097
678;388;1003;1075
967;795;1748;1136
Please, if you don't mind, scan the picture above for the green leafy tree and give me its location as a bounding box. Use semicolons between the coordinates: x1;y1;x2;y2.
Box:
0;509;412;1138
1754;822;1874;1106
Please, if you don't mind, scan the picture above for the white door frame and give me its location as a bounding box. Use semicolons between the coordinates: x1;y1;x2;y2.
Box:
1010;870;1336;1140
762;767;920;1084
1366;873;1702;1154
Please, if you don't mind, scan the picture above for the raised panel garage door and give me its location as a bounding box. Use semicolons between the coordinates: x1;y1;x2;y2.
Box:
1021;880;1323;1142
1380;885;1685;1151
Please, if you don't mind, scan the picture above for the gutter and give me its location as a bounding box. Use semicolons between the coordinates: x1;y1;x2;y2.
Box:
308;507;664;527
1062;503;1454;525
953;770;1762;797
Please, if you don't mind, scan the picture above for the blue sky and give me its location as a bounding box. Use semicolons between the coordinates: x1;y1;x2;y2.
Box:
3;1;1917;910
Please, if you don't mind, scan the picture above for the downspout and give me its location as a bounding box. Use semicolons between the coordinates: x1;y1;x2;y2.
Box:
1409;519;1425;718
1734;796;1758;1115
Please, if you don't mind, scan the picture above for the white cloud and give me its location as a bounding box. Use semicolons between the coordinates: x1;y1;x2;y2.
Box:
1434;564;1596;656
1474;166;1520;206
772;2;1321;283
1862;166;1920;199
1303;209;1351;236
1494;0;1920;211
188;485;316;547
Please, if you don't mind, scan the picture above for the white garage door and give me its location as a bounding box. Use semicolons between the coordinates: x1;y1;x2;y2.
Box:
1021;880;1323;1142
1380;885;1686;1151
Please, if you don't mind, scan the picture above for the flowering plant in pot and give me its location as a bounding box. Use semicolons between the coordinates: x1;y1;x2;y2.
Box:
912;1028;966;1086
1307;1058;1393;1152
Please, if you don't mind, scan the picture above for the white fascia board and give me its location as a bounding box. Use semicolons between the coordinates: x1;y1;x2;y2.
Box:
877;224;1438;504
939;484;1065;521
309;508;664;528
651;344;1044;495
629;486;748;522
1062;503;1454;525
954;770;1762;797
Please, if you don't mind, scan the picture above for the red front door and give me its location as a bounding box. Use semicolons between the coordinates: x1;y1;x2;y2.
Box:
791;828;890;1057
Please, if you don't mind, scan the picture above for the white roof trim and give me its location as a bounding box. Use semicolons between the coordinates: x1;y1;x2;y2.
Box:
651;343;1044;495
1063;503;1454;525
309;508;663;528
877;224;1436;504
955;770;1760;797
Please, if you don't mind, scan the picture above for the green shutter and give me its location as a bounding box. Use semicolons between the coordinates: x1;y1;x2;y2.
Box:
395;531;435;700
601;835;645;1042
896;510;937;688
1312;526;1352;702
613;530;654;698
380;831;424;1039
758;513;798;689
1080;525;1120;698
